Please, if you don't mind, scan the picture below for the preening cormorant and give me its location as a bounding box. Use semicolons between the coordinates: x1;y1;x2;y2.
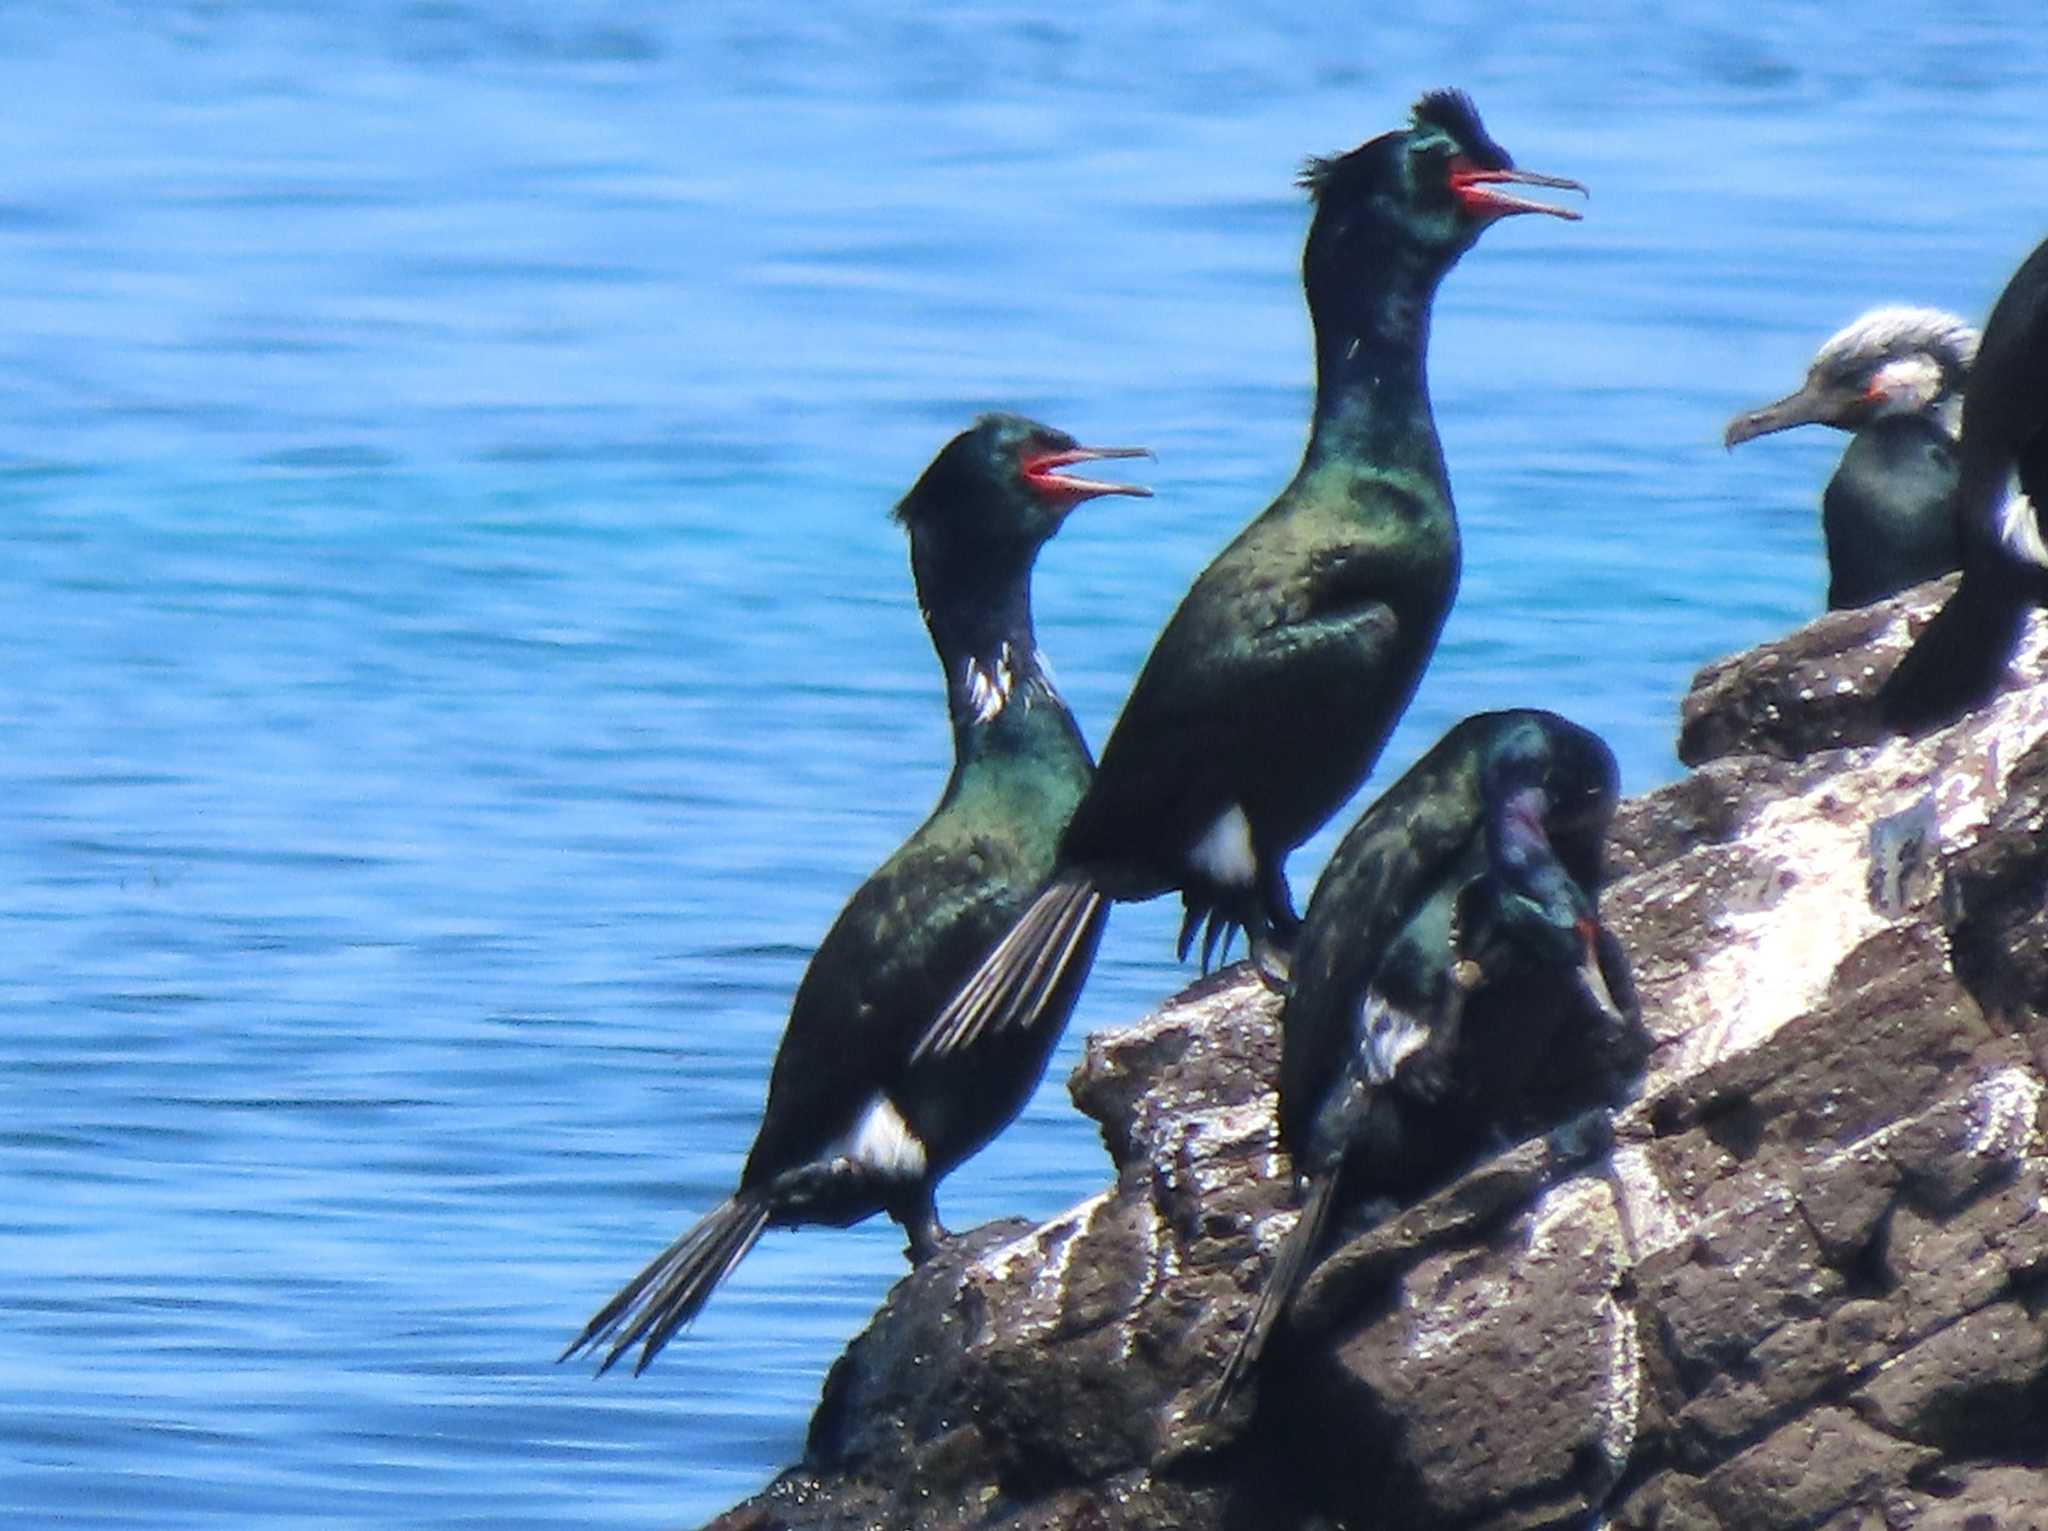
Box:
1209;710;1647;1412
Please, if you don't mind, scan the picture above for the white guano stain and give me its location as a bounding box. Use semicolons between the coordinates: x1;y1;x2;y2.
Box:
968;1188;1122;1345
1609;1141;1692;1258
1651;612;2048;1087
1962;1067;2045;1162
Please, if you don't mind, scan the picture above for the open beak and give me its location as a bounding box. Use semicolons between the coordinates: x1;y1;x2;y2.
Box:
1024;445;1154;503
1450;165;1587;222
1723;382;1840;449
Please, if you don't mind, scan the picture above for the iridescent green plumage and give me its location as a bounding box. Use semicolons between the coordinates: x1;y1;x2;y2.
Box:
565;415;1146;1374
1210;709;1647;1414
919;93;1583;1064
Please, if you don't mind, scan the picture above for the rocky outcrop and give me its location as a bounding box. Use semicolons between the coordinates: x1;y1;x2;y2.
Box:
706;581;2048;1531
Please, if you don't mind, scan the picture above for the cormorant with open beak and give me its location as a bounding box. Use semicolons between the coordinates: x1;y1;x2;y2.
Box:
564;415;1148;1374
915;92;1585;1072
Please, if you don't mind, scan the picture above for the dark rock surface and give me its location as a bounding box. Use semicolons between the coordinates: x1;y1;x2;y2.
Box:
705;588;2048;1531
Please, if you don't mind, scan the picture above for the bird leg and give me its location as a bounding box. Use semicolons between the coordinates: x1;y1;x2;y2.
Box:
1249;930;1292;991
898;1193;951;1266
1249;861;1299;990
1259;861;1301;945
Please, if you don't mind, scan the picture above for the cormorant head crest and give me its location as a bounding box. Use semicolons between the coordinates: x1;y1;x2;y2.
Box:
1298;90;1580;230
1728;305;1979;445
1297;91;1511;203
1410;89;1511;170
1816;306;1978;376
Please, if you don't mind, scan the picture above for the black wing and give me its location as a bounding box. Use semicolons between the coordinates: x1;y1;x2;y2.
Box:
1276;717;1493;1154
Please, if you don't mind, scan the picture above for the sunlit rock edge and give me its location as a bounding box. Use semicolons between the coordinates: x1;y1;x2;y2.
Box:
704;582;2048;1531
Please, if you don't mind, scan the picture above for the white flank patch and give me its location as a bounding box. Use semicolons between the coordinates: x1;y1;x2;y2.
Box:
964;641;1014;724
1189;802;1256;889
1997;487;2048;571
1360;992;1431;1085
841;1094;927;1180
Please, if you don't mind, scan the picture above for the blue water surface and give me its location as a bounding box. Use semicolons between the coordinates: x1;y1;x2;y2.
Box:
2;3;2044;1526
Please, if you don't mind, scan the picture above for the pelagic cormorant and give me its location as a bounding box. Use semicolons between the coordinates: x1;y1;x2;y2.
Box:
1724;306;1973;608
1210;710;1647;1410
916;91;1584;1066
563;414;1148;1374
1880;236;2048;733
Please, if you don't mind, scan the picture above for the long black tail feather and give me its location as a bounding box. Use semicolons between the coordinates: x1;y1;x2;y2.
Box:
1203;1170;1338;1419
1176;900;1241;973
561;1194;772;1376
910;876;1107;1062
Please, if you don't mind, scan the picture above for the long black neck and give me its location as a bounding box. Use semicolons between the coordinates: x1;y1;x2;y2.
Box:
909;532;1057;749
1300;235;1453;483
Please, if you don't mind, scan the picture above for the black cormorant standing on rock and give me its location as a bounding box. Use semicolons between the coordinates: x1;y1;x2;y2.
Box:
916;92;1584;1067
1209;710;1647;1411
563;415;1148;1374
1724;306;1973;609
1880;236;2048;733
